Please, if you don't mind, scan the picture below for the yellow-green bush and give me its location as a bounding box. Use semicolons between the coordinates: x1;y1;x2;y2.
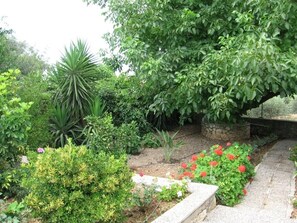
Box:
21;142;134;223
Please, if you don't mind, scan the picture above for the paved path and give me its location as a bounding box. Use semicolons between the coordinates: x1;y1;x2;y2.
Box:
203;139;297;223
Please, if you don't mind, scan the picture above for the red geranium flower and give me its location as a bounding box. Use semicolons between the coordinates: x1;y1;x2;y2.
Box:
209;161;218;167
218;145;223;150
191;154;198;162
247;155;251;161
191;163;197;170
200;171;207;177
214;149;223;156
226;142;232;146
184;171;194;178
238;165;246;173
199;153;205;158
243;189;247;195
227;154;235;160
139;171;144;177
181;162;187;169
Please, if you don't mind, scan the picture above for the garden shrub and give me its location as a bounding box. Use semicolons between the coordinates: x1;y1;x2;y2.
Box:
116;121;141;155
0;70;32;196
95;75;152;135
180;143;255;206
141;132;161;148
17;72;53;149
83;114;141;155
21;142;134;223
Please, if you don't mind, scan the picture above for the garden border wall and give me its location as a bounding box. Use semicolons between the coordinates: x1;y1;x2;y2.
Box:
133;175;218;223
244;117;297;138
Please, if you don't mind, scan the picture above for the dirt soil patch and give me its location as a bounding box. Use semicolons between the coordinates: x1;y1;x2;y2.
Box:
128;124;273;179
125;199;177;223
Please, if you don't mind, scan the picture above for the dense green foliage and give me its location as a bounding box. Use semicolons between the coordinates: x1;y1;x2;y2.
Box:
83;114;141;155
0;70;32;195
181;143;255;206
17;73;53;149
86;0;297;123
22;143;134;223
0;33;48;75
95;74;152;133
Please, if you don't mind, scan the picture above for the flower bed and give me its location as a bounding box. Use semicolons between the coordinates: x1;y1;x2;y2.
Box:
180;142;255;206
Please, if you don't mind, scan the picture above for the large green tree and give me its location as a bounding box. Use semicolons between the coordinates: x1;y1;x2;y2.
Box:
86;0;297;123
0;30;48;75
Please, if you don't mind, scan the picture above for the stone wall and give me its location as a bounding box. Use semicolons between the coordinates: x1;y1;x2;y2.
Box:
201;121;250;141
244;117;297;138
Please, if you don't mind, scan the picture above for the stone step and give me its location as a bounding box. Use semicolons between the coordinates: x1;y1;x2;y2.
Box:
203;205;296;223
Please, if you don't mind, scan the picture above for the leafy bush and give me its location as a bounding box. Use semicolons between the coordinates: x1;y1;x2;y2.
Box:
0;199;26;223
156;181;187;202
95;75;152;134
116;122;141;154
22;142;134;223
141;132;161;148
17;72;53;149
180;143;255;206
83;114;141;155
131;184;157;212
0;70;32;195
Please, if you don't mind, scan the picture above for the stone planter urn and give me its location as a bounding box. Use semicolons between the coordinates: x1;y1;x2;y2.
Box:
201;117;250;141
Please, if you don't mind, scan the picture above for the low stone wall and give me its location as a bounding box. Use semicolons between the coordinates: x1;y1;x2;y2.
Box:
244;117;297;138
132;175;218;223
201;121;250;141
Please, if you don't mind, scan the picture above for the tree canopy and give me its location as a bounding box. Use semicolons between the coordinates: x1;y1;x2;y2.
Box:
86;0;297;123
0;28;48;75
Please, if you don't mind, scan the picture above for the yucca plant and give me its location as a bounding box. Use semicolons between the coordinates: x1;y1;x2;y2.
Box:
49;105;81;147
53;40;98;121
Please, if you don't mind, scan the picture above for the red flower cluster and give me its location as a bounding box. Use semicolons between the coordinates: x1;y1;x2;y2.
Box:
214;148;223;156
243;189;247;195
191;163;197;170
226;142;232;147
200;171;207;177
183;171;194;179
199;153;205;158
191;154;198;162
238;165;246;173
181;162;187;169
227;154;235;161
209;161;218;167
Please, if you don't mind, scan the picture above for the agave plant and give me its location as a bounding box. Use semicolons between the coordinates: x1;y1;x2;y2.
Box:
49;105;81;147
53;40;98;121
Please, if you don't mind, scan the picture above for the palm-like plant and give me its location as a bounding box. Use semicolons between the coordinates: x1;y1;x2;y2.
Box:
54;40;97;120
49;105;81;147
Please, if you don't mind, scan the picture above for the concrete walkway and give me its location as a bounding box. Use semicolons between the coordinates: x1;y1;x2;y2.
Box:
203;139;297;223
